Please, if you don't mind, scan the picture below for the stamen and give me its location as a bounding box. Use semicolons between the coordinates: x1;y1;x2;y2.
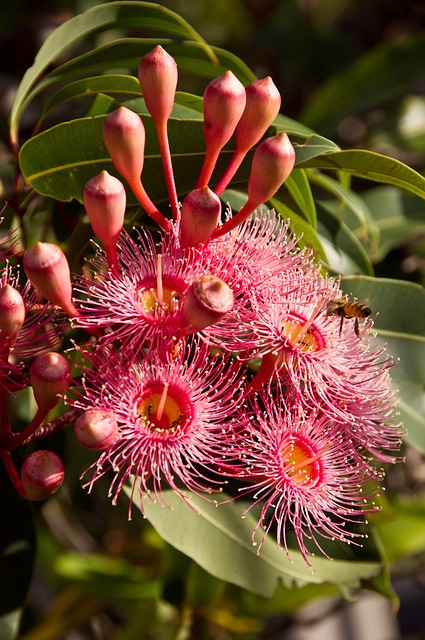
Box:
292;297;325;346
156;382;169;422
156;254;163;306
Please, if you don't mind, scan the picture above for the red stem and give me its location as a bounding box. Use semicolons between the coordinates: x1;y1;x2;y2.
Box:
1;451;26;497
156;121;180;221
213;148;246;197
128;176;172;232
211;197;258;240
196;146;221;189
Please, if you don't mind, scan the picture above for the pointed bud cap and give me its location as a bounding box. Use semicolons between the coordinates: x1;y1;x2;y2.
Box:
74;409;119;450
30;352;72;411
84;171;126;247
179;275;234;333
236;77;281;153
180;187;222;248
103;107;146;183
138;45;178;126
203;71;246;149
23;242;78;317
248;132;296;205
21;450;64;501
0;284;25;349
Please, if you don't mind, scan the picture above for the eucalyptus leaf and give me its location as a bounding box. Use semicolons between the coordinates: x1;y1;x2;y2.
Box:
10;1;213;144
341;276;425;450
135;490;382;598
297;149;425;201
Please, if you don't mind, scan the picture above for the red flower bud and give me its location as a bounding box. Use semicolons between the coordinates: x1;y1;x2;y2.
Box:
102;107;146;184
248;132;296;205
179;275;234;334
197;71;246;189
30;352;72;411
0;284;25;350
236;77;281;153
180;187;222;248
23;242;79;318
21;450;64;501
74;409;119;450
138;45;178;126
84;171;126;248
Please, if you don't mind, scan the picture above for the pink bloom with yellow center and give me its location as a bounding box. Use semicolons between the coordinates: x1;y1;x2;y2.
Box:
235;386;383;567
71;339;245;514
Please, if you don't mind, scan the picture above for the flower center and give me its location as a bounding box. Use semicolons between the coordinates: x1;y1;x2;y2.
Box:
281;435;322;487
281;317;324;353
136;383;191;433
137;277;184;318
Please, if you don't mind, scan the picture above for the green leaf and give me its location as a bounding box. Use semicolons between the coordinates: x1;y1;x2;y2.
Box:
317;203;374;276
137;490;382;598
362;185;425;262
293;134;340;164
341;276;425;450
55;552;161;601
309;170;380;254
373;496;425;563
284;169;317;229
297;149;425;201
37;75;142;129
10;1;214;144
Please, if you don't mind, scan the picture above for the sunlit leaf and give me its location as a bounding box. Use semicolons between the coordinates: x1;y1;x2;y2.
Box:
136;490;382;598
341;276;425;450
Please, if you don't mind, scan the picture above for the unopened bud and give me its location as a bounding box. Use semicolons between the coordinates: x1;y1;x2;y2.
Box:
197;71;247;189
103;107;146;184
204;71;246;151
179;275;234;333
138;45;178;126
74;409;119;450
84;171;126;247
30;352;71;411
0;284;25;349
21;450;64;501
23;242;79;317
248;132;296;205
236;77;281;154
180;187;222;248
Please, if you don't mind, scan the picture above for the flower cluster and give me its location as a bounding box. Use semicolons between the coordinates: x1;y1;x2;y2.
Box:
1;46;404;566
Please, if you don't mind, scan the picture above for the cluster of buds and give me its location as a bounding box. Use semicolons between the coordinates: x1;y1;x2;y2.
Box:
0;242;70;500
1;46;403;567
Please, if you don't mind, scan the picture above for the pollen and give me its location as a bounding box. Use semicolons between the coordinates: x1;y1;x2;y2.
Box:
281;319;324;353
136;383;190;433
137;277;183;317
281;436;322;487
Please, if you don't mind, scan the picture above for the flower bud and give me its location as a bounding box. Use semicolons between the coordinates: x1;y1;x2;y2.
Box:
179;275;234;333
180;187;222;248
138;45;178;126
30;352;71;411
236;77;281;153
203;71;246;150
74;409;119;450
84;171;126;247
248;132;296;205
102;107;146;184
23;242;79;317
0;284;25;350
21;450;64;501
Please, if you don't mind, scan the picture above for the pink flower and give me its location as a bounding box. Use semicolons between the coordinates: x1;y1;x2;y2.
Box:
70;339;245;514
235;386;384;567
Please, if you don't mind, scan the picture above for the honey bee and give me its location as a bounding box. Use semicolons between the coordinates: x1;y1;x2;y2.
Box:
325;299;371;337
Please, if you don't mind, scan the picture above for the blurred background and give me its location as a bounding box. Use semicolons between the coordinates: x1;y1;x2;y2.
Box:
1;1;425;638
